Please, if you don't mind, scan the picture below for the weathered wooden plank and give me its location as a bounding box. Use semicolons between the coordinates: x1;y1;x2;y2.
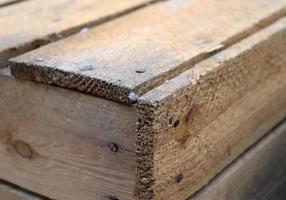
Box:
0;0;160;65
190;119;286;200
10;0;286;104
136;17;286;200
0;180;44;200
0;70;137;200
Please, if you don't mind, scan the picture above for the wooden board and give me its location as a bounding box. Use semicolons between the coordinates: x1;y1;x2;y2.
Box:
0;71;137;200
190;119;286;200
0;0;159;65
10;0;286;104
5;0;286;200
137;17;286;200
0;181;44;200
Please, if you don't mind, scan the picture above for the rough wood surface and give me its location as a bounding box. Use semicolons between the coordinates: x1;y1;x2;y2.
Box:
0;181;43;200
10;0;286;104
137;17;286;200
190;119;286;200
0;0;159;65
0;71;137;200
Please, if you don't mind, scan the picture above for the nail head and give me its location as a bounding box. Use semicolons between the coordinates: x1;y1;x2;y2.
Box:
35;58;44;62
128;92;138;103
80;64;93;71
135;69;145;73
109;143;119;152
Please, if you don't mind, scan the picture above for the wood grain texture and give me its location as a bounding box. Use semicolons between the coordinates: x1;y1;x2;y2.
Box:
0;0;159;65
190;119;286;200
0;72;137;200
10;0;286;104
0;181;43;200
137;17;286;200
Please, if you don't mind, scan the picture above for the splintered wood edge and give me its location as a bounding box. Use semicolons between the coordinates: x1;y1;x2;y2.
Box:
135;17;286;200
10;62;135;104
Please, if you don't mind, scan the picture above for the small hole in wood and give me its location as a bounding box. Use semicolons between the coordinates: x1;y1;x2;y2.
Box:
169;117;174;125
174;120;180;128
175;173;183;183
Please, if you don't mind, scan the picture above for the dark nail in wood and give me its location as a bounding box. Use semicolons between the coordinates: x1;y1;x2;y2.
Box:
108;143;119;152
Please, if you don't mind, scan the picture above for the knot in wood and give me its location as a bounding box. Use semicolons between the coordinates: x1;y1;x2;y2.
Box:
13;140;33;159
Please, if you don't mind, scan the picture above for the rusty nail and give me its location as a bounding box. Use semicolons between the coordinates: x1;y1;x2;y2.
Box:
109;143;119;152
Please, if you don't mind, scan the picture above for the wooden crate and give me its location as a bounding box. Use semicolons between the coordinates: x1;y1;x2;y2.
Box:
1;0;286;199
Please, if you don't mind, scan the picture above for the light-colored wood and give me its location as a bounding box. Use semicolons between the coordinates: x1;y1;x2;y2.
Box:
0;0;159;65
0;71;137;200
0;181;43;200
190;119;286;200
10;0;286;103
5;1;286;200
137;17;286;200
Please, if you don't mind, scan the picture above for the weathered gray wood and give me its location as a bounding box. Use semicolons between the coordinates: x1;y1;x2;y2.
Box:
10;0;286;103
137;17;286;200
190;119;286;200
0;0;160;65
0;70;137;200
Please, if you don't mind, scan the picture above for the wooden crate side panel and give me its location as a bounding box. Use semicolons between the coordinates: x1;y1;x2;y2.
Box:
138;17;286;200
0;75;137;200
190;119;286;200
